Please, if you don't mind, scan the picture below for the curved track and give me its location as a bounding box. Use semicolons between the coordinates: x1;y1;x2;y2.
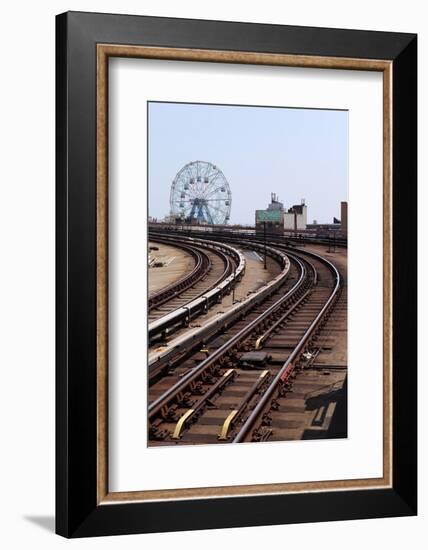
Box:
148;238;344;445
232;248;341;443
148;235;246;344
149;241;211;313
149;239;233;322
147;239;290;383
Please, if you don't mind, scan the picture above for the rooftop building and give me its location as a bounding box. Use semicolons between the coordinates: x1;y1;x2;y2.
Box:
255;193;308;234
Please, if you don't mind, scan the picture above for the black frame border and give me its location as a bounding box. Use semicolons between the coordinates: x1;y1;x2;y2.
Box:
56;11;417;537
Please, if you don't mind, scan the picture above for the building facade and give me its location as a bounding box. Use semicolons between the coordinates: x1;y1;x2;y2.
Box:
283;201;307;231
255;194;308;234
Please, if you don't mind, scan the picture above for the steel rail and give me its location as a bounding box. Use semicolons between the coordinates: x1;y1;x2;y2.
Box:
148;248;300;422
147;240;294;382
151;250;315;441
148;233;245;344
148;239;211;311
149;239;232;316
232;248;342;443
149;223;348;248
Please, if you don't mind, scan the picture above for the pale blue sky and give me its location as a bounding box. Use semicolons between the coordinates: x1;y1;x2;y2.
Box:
148;102;348;225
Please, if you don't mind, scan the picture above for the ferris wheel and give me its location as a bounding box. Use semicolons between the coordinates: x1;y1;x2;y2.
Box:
170;161;232;224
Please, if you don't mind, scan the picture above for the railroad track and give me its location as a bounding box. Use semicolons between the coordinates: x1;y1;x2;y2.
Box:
148;234;246;344
232;248;341;443
148;239;291;382
149;240;211;314
148;242;344;446
149;239;231;322
149;223;348;249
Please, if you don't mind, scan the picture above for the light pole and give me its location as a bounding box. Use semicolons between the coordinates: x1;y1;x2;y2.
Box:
232;266;236;303
263;221;267;270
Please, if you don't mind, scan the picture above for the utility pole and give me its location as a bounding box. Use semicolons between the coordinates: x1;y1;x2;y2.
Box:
263;221;267;269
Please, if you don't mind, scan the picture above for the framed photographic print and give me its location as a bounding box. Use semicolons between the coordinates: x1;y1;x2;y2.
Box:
56;11;417;537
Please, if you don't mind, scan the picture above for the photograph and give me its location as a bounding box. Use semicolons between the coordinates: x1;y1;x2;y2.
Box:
147;101;348;446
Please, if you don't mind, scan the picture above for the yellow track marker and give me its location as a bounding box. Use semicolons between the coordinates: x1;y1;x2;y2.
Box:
171;409;194;440
254;337;263;350
218;410;238;441
218;371;269;440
